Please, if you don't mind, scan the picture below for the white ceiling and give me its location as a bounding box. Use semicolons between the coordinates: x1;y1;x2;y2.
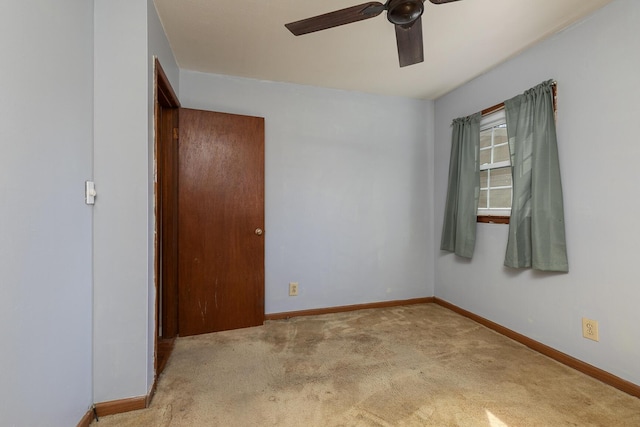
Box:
153;0;613;100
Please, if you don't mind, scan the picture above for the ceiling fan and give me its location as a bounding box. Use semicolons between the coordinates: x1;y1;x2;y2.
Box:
285;0;461;68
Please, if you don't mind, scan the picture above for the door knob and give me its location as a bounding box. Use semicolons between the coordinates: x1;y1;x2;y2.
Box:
255;228;263;236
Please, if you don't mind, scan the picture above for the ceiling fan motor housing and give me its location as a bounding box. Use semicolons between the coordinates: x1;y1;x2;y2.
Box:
386;0;424;26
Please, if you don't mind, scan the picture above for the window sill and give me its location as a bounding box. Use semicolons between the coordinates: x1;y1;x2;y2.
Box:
477;215;510;224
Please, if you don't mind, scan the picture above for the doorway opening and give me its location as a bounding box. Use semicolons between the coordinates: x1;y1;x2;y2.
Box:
153;59;266;381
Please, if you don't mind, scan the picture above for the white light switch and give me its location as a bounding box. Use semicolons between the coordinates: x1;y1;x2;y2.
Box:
85;181;96;205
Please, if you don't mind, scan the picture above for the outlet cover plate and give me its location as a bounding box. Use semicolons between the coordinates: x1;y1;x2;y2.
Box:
582;317;599;341
289;282;298;296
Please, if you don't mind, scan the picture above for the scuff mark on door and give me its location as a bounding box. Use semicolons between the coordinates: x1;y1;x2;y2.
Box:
214;278;219;309
198;299;206;324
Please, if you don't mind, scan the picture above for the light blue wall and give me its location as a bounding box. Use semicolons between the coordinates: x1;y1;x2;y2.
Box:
179;71;435;314
93;0;179;403
434;0;640;386
93;0;150;402
0;1;94;425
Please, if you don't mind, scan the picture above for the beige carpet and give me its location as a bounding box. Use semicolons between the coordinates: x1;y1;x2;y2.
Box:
97;304;640;426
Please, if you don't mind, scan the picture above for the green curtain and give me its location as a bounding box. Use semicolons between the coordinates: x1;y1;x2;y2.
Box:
504;80;568;272
440;112;481;258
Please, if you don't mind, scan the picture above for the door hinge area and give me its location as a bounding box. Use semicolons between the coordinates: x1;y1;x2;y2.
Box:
173;127;179;140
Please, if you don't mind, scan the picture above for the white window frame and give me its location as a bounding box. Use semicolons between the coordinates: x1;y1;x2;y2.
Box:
478;109;512;218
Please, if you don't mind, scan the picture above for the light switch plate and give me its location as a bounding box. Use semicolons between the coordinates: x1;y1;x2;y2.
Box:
85;181;96;205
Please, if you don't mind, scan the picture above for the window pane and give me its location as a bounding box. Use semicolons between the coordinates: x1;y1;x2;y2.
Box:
480;170;488;188
490;167;512;187
491;188;512;208
479;190;488;208
494;126;508;144
480;130;492;149
479;149;491;165
494;144;510;163
478;111;511;217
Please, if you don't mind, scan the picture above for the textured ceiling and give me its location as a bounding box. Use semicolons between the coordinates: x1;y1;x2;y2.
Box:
153;0;613;100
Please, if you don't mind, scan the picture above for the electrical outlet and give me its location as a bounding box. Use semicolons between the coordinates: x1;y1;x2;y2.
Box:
582;318;599;342
289;282;298;296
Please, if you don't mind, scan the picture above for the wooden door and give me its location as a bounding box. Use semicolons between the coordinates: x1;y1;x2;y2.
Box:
178;108;265;336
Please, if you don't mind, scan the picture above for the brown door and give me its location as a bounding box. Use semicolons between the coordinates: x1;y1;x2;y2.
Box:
178;108;265;336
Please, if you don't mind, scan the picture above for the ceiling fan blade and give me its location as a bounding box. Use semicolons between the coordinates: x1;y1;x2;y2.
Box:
285;2;386;36
428;0;462;4
395;17;424;67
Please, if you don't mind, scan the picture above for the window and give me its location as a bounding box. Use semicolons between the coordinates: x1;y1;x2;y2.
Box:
478;109;511;223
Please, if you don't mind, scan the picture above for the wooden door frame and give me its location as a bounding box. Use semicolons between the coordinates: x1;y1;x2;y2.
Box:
153;58;180;377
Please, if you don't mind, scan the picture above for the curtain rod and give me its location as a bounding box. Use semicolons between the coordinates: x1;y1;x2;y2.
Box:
481;80;557;116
